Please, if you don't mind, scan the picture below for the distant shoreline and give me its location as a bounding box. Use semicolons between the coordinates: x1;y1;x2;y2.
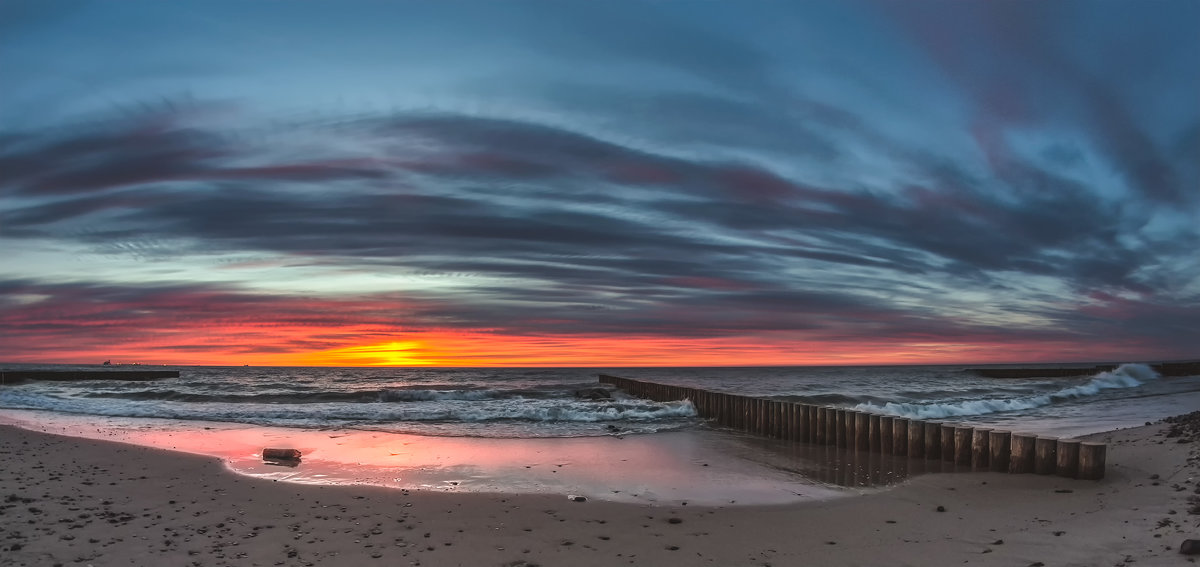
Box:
0;369;179;385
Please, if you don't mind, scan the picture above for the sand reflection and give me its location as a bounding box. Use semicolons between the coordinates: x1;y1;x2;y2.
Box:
1;410;859;505
0;409;958;506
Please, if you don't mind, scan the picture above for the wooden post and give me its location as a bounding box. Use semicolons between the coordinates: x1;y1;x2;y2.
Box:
825;408;835;446
1078;442;1106;480
761;400;771;437
762;399;772;436
749;398;757;433
816;407;828;445
1056;439;1081;478
1009;433;1036;474
869;414;881;453
953;426;972;466
742;397;751;432
1034;437;1057;474
802;405;812;443
788;403;798;441
855;412;870;451
835;410;844;449
879;416;894;455
907;420;925;458
808;405;820;443
971;428;991;470
924;421;942;460
778;402;789;439
757;399;767;436
769;400;778;437
830;409;840;447
940;424;956;462
766;400;777;438
988;430;1011;473
729;394;738;428
892;417;908;456
731;396;740;430
849;411;860;449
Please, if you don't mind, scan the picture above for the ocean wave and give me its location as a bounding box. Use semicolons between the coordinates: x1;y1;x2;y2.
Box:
75;387;536;404
853;363;1161;420
460;400;698;423
784;393;888;406
0;389;696;429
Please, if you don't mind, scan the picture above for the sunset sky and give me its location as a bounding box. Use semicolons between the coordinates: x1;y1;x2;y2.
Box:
1;1;1197;367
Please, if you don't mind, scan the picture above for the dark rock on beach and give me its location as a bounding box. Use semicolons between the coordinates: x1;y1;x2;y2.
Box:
1162;411;1200;441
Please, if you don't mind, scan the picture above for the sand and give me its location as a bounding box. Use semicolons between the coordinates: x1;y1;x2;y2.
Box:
2;418;1198;567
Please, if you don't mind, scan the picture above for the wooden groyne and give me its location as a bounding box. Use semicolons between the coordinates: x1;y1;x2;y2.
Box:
0;370;179;385
968;361;1200;378
598;374;1106;479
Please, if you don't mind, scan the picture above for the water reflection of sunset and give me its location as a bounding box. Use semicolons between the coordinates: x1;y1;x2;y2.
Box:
2;410;854;505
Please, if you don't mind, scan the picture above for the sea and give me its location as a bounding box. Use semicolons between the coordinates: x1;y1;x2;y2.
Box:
3;362;1199;503
2;362;1198;440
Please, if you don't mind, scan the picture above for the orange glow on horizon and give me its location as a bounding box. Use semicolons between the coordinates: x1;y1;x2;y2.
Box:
7;326;1141;368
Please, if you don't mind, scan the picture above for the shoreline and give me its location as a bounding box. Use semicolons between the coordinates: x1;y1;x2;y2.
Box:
3;416;1198;565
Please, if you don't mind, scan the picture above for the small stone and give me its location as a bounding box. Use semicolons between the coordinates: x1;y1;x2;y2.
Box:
667;518;682;524
936;506;946;512
1182;539;1200;555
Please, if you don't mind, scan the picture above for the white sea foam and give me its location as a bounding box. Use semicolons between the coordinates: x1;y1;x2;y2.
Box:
853;363;1161;420
0;389;698;429
378;388;499;402
447;399;699;423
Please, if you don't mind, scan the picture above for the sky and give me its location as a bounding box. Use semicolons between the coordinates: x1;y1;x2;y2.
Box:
1;0;1197;367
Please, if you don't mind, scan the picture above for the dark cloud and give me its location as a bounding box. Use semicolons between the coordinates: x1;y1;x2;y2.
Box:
3;0;1198;365
3;276;1194;361
877;0;1198;204
2;106;1193;306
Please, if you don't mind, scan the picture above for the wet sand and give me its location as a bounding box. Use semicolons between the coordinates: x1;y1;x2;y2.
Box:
2;416;1198;566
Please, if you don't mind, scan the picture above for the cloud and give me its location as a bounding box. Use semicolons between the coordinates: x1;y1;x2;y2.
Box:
877;0;1199;204
1;0;1196;364
2;105;1194;305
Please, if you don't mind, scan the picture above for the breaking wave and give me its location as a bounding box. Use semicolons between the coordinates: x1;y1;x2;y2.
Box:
77;387;542;404
853;363;1160;420
0;388;696;431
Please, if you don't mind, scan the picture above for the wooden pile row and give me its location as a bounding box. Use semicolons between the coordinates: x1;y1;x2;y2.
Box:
598;374;1106;480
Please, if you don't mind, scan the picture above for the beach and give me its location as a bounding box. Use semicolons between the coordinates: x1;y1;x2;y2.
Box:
3;415;1198;567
